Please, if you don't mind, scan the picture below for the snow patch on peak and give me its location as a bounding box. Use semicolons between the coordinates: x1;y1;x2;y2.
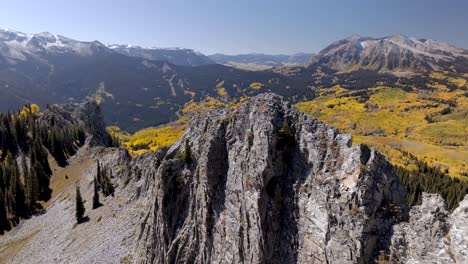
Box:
360;41;369;49
0;28;111;62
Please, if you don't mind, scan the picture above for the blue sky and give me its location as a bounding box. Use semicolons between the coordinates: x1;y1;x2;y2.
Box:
1;0;467;55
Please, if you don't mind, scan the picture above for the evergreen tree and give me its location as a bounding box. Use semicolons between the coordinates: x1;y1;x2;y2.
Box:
25;164;38;212
75;185;85;223
183;139;192;164
92;176;100;209
96;161;101;185
395;150;468;211
10;162;27;217
101;168;114;197
0;189;11;234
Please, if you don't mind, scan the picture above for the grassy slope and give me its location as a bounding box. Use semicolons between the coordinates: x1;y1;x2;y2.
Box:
0;147;96;261
296;81;468;179
46;156;94;207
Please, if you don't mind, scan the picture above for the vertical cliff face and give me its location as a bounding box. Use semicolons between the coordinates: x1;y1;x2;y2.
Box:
132;93;408;263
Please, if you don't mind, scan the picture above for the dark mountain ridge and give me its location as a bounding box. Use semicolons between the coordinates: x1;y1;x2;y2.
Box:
108;44;215;66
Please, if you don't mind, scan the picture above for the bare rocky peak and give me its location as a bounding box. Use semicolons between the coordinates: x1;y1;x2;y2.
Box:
131;93;409;263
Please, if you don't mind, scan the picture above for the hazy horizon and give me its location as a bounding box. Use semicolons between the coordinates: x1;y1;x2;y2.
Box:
1;0;468;55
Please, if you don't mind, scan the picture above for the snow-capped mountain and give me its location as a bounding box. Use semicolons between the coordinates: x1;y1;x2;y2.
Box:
108;44;214;66
312;35;468;72
0;28;304;131
0;28;110;64
0;28;466;132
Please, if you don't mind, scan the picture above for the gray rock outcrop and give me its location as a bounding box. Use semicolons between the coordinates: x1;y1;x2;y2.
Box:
131;93;408;263
391;193;468;264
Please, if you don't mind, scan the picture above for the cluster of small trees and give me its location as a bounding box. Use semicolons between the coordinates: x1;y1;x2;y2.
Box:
40;123;86;166
75;160;114;223
394;150;468;211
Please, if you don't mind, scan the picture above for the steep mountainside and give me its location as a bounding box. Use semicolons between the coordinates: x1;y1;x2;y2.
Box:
108;45;214;66
0;100;115;235
0;94;467;263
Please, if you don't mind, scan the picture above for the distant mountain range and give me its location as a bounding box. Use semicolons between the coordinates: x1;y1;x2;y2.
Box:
0;28;467;131
208;53;315;70
0;28;312;131
107;45;315;70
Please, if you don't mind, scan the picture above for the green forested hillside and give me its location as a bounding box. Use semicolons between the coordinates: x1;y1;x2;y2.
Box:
0;105;88;234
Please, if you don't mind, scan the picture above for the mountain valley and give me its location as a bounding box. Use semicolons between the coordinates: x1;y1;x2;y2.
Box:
0;94;466;263
208;53;315;70
0;25;467;264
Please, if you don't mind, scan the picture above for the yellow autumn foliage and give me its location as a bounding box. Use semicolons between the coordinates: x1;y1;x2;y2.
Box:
296;86;468;178
249;82;264;90
217;87;228;97
20;104;40;117
114;96;250;156
109;119;187;156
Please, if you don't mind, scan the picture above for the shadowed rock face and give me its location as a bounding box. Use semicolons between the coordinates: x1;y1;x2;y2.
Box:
131;93;408;264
